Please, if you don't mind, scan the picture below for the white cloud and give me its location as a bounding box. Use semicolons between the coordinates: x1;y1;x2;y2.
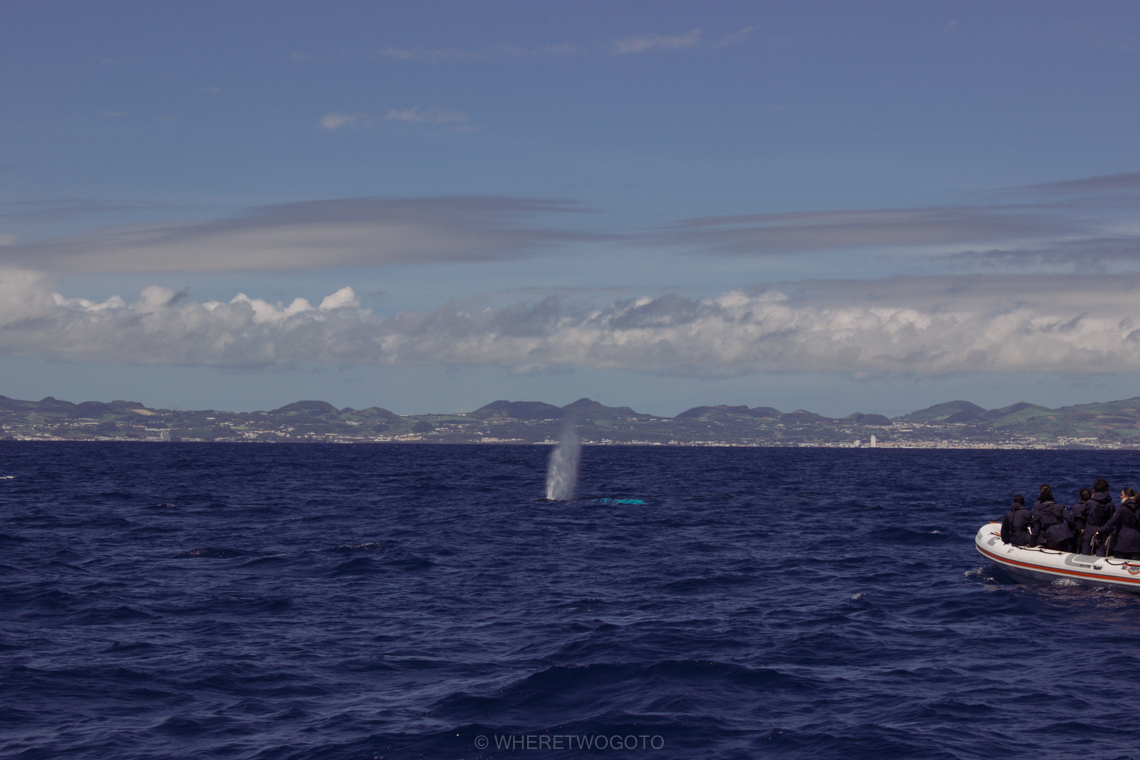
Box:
715;27;755;47
488;44;533;57
318;286;359;310
347;29;747;65
5;270;1140;377
376;47;416;60
613;29;702;55
384;107;470;126
319;112;369;130
366;30;750;62
375;47;483;62
319;108;472;131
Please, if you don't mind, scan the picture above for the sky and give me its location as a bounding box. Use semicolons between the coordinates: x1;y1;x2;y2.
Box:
4;1;1140;417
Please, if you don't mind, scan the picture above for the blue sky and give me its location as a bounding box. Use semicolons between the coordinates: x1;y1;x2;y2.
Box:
4;1;1140;416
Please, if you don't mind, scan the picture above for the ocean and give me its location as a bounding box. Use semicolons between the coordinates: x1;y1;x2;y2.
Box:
3;441;1140;760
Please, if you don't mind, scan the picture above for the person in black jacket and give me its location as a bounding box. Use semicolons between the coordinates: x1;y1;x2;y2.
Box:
1084;478;1115;556
1031;484;1075;552
1001;494;1034;547
1069;487;1093;554
1094;489;1140;560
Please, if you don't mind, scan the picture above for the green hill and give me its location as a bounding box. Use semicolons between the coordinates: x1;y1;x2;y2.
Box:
899;400;986;423
561;398;645;421
470;400;565;420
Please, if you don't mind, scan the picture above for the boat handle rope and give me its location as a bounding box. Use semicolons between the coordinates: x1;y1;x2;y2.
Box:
1000;540;1140;567
1099;557;1140;567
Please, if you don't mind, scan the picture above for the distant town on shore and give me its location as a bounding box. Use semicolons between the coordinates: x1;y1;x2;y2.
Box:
4;393;1140;449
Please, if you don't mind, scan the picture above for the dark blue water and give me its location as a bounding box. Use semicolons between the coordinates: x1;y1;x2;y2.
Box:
3;442;1140;760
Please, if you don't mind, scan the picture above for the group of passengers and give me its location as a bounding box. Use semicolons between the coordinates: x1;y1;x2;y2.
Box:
1001;479;1140;560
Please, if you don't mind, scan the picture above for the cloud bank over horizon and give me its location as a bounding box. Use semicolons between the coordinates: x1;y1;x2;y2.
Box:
1;197;603;273
4;269;1140;378
652;171;1140;268
6;171;1140;276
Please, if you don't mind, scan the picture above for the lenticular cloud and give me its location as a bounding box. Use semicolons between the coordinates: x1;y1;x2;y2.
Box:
3;268;1140;376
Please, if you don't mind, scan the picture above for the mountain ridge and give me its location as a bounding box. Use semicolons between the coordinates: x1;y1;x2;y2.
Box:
2;393;1139;446
5;391;1140;425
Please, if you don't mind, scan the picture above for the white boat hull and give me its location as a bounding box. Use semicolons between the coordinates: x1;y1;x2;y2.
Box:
975;522;1140;592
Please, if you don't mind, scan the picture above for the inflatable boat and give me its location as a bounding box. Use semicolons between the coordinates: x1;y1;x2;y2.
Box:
975;522;1140;592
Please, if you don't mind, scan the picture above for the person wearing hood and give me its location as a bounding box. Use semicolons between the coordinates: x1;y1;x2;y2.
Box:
1069;487;1093;552
1001;494;1034;547
1031;484;1075;552
1094;488;1140;560
1083;478;1116;556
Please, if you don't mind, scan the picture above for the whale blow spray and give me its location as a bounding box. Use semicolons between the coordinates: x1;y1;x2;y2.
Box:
545;424;580;501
